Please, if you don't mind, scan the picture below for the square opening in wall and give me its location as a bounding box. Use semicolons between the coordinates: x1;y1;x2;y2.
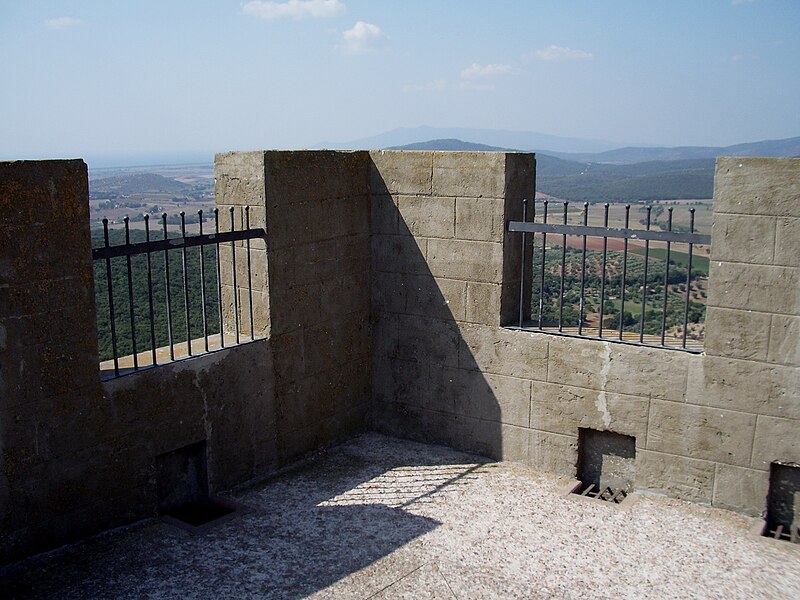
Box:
764;462;800;543
155;440;238;532
573;428;636;503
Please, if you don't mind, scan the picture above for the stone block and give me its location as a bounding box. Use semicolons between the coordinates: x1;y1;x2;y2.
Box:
453;369;531;427
707;261;799;314
546;336;608;390
500;424;531;464
369;150;433;196
686;355;799;419
647;400;756;467
458;324;548;380
372;357;428;406
528;430;578;478
372;271;407;314
263;151;369;205
455;197;505;242
704;307;771;361
371;234;428;274
432;152;505;198
397;195;455;238
774;216;800;268
713;157;800;217
371;193;398;234
465;282;502;326
319;272;370;321
372;312;399;362
751;415;800;469
530;382;649;444
427;239;502;283
636;450;716;504
214;151;266;206
769;315;800;366
605;343;689;401
712;464;769;516
504;154;537;205
396;314;459;368
404;275;466;321
710;213;775;265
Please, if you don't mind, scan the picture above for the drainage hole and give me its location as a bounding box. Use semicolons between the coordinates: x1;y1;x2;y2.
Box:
764;524;800;544
573;483;628;503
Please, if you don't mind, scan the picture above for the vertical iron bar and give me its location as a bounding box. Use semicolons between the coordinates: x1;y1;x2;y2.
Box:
578;203;588;336
144;215;157;366
639;206;652;343
102;218;119;377
518;198;528;328
682;208;696;348
180;212;192;357
537;200;548;329
198;210;209;353
598;203;610;337
215;209;224;349
163;213;174;361
245;206;255;341
619;205;630;340
558;202;568;332
660;208;674;346
124;216;138;370
230;207;240;345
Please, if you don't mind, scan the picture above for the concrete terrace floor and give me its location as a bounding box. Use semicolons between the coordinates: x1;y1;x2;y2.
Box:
2;434;799;600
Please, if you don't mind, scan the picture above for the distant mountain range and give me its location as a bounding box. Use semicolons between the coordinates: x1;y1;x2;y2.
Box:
321;126;800;163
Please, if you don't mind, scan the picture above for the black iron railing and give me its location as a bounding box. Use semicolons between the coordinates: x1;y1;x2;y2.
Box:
508;200;711;353
92;206;265;379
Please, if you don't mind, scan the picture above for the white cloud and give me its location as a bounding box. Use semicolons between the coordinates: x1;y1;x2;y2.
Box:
460;63;512;79
402;80;448;93
533;45;593;62
43;17;81;30
242;0;344;21
340;21;386;54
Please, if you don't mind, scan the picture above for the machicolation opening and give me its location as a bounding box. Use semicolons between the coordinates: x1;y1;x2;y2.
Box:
155;441;239;532
572;428;636;503
763;462;800;544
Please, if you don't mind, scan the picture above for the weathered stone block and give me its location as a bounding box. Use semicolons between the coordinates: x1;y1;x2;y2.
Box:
704;307;771;361
404;275;466;321
530;382;649;443
774;217;800;268
605;344;689;401
397;195;455;238
263;151;370;205
427;239;502;283
686;355;799;419
647;400;756;467
458;324;548;380
504;154;537;205
455;197;505;242
371;234;428;274
710;213;775;265
396;314;459;368
372;271;407;314
712;464;769;516
768;315;800;366
369;150;433;196
455;369;531;427
706;261;799;314
636;450;716;504
528;430;578;478
751;415;800;469
432;152;505;198
372;357;428;406
372;312;399;363
465;282;502;326
214;151;266;206
371;193;398;234
713;157;800;217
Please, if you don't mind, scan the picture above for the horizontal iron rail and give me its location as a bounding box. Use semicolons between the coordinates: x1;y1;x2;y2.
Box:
92;228;266;260
504;326;705;354
507;221;710;245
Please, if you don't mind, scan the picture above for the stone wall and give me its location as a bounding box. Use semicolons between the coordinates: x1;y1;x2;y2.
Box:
0;161;278;564
370;154;799;517
215;151;372;464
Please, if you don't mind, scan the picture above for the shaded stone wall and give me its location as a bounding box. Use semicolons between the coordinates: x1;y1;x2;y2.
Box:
0;161;278;565
215;151;372;464
369;151;535;459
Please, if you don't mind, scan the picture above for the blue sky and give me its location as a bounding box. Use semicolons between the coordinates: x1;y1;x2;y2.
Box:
1;0;798;164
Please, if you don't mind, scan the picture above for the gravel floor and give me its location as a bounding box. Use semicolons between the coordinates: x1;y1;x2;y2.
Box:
1;433;798;599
